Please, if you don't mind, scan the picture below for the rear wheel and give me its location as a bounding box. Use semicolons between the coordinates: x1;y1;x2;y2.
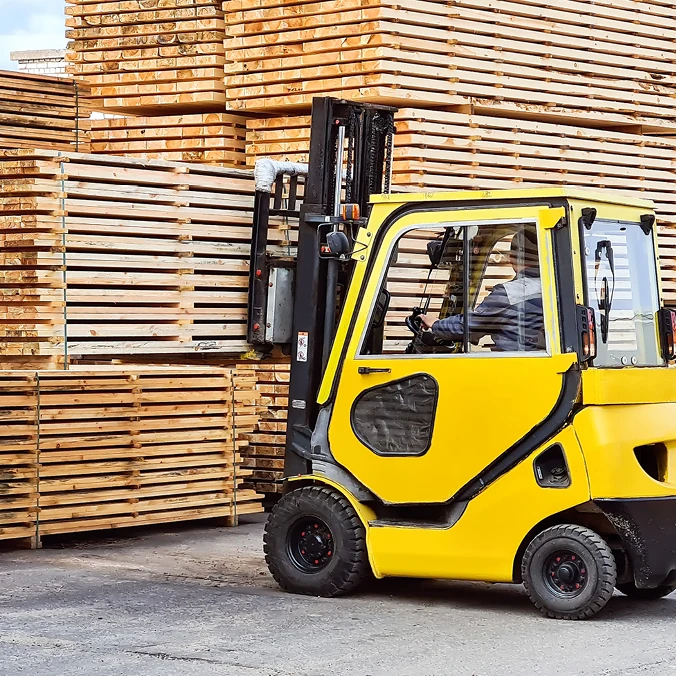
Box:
263;485;370;597
616;582;676;600
522;524;617;620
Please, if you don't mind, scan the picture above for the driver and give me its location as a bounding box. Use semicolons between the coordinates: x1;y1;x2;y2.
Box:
419;228;544;352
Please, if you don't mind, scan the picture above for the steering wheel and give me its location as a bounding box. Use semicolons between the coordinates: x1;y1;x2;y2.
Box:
405;307;425;335
405;307;462;355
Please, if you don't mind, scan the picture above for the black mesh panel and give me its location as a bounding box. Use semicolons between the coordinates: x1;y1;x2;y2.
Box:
351;374;438;456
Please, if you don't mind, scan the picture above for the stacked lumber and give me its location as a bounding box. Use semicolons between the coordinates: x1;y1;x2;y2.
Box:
0;150;296;369
246;110;676;223
224;0;676;131
0;372;39;545
0;70;91;153
65;0;226;114
239;362;290;495
247;108;676;319
0;367;263;545
90;113;248;166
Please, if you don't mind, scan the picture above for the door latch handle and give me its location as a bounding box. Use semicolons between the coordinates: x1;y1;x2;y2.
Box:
358;367;392;375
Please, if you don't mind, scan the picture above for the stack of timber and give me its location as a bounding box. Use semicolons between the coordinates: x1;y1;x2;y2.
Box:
239;362;290;495
223;0;676;131
65;0;227;114
0;149;296;370
0;371;39;546
0;70;91;153
90;113;248;166
246;109;676;223
0;367;263;546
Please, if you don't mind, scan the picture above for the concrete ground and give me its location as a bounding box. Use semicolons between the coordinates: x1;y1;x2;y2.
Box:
1;515;676;676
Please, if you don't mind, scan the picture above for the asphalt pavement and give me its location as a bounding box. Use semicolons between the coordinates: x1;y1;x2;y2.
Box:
1;514;675;676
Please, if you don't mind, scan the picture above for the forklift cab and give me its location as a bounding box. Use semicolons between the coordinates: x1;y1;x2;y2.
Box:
321;191;667;506
256;99;676;621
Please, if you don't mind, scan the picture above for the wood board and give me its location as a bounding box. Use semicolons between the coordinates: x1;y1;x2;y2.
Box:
237;361;290;495
246;108;676;309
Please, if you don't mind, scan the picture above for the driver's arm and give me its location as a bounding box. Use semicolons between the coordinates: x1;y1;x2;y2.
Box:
422;286;510;341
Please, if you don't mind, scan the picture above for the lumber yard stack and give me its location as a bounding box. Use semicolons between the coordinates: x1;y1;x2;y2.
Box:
90;112;248;165
0;69;91;153
223;0;676;132
0;149;296;371
0;367;263;547
64;0;227;115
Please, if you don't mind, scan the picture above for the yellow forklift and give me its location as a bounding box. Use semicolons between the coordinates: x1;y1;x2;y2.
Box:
248;98;676;620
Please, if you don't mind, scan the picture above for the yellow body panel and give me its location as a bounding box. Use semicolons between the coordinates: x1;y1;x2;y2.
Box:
324;202;575;504
582;368;676;405
573;404;676;499
367;427;589;581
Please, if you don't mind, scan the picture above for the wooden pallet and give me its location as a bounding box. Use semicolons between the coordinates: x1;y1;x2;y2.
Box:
223;0;676;131
90;113;249;166
65;0;226;114
0;149;295;368
0;366;263;546
0;70;91;153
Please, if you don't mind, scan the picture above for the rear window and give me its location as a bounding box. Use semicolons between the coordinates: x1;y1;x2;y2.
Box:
583;218;663;367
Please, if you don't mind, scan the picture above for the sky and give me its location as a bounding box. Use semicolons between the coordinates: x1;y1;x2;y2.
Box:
0;0;67;70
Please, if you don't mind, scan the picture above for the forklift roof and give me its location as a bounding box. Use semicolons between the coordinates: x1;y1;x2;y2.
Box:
370;187;654;210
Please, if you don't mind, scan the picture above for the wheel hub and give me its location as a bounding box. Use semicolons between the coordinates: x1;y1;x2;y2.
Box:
287;517;334;573
544;551;588;598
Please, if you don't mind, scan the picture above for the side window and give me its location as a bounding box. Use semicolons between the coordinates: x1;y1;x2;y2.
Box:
361;222;545;356
351;374;438;456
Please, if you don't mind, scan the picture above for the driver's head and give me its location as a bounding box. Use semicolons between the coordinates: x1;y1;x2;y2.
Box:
509;228;538;272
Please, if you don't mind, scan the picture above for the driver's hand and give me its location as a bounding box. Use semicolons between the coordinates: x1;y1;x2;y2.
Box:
419;314;436;331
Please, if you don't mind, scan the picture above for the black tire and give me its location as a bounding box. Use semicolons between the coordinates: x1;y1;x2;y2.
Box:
616;582;676;600
521;524;617;620
263;485;370;597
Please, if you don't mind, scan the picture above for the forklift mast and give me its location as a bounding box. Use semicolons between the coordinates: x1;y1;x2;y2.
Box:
247;97;396;477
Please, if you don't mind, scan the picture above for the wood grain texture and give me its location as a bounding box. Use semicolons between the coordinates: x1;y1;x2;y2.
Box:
66;0;226;114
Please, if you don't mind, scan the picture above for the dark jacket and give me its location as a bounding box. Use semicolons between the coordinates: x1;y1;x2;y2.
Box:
431;270;544;352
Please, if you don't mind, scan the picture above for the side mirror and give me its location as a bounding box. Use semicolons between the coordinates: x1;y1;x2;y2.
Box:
319;231;351;259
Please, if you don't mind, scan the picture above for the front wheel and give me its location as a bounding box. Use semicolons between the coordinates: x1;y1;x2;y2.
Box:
263;485;371;597
521;524;617;620
616;582;676;600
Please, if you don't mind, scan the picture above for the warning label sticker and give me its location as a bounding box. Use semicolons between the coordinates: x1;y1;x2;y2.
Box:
297;332;309;363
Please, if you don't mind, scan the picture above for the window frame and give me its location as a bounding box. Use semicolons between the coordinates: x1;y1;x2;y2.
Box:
354;216;553;360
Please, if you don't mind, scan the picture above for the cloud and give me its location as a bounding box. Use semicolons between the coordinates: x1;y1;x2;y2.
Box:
0;1;67;71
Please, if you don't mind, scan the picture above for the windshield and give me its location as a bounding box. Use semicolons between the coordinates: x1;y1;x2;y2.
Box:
583;218;663;367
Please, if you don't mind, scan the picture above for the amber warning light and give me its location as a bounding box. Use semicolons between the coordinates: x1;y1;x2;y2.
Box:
577;306;597;362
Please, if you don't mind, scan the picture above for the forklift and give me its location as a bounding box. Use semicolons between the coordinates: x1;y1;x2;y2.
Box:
248;97;676;620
